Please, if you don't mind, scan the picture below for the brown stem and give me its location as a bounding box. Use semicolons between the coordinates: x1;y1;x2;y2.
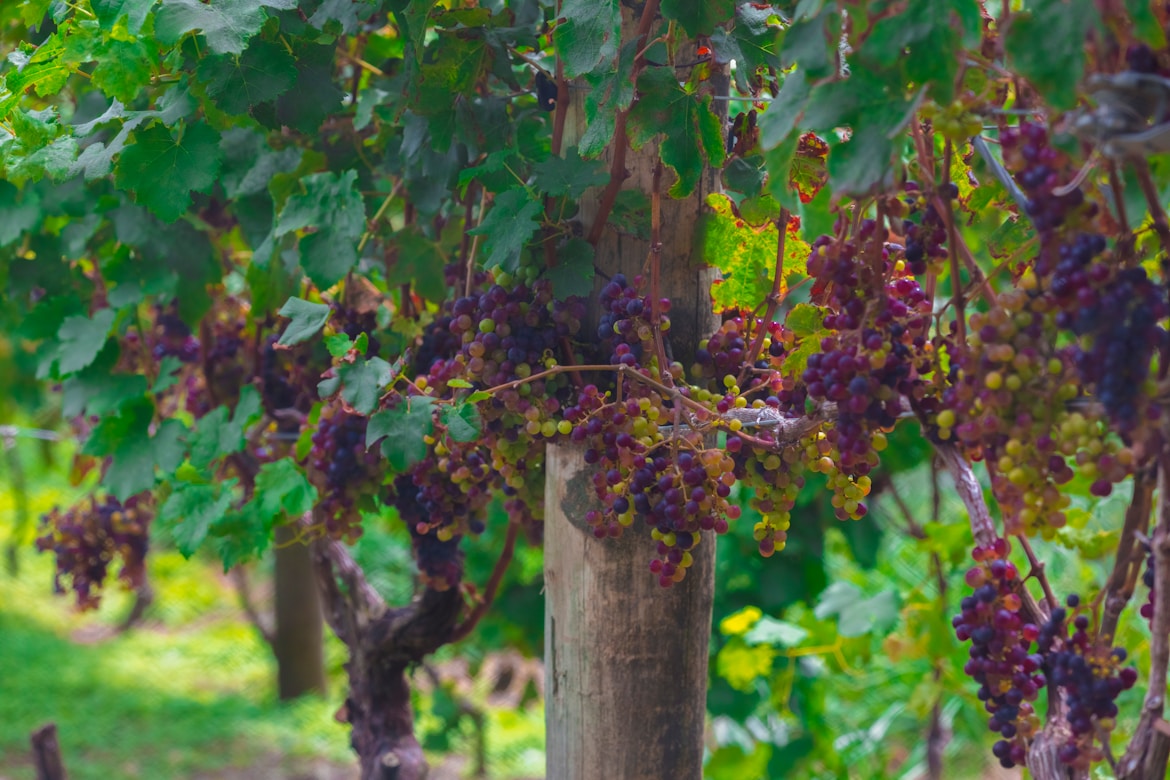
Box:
940;141;967;346
935;442;996;548
1098;470;1155;643
449;521;520;642
1017;533;1057;610
585;0;661;246
648;160;672;382
738;208;791;389
1135;159;1170;257
1119;443;1170;779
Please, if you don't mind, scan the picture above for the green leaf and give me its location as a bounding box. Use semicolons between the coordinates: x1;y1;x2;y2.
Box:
700;194;808;312
198;40;297;114
742;616;809;647
554;0;620;77
160;482;238;557
442;402;482;442
325;333;354;358
545;238;595;299
661;0;735;37
338;357;393;415
390;0;438;61
837;591;900;637
154;0;298;55
785;303;824;336
580;42;636;158
55;308;116;376
91;37;154;104
276;169;365;288
0;180;41;247
372;397;436;470
115;122;223;223
1128;0;1167;48
388;229;449;302
309;0;379;33
82;397;182;499
220;129;303;199
827;125;896;196
813;581;862;621
253;459;318;520
61;345;148;417
1004;0;1096;110
779;8;836;79
277;297;330;345
186;386;263;470
628;69;725;197
532;146;610;199
93;0;155;34
467;188;543;273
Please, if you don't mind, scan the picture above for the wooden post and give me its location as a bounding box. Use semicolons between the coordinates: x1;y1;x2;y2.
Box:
30;723;67;780
544;442;716;780
274;524;327;699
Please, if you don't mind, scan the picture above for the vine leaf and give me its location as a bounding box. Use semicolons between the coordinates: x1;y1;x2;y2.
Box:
154;0;299;56
276;169;365;288
700;194;808;312
160;481;239;557
92;0;155;34
338;357;394;415
91;37;155;104
252;459;318;520
1005;0;1096;110
627;69;725;197
545;238;595;300
115;122;223;223
387;229;448;302
661;0;735;37
82;398;187;499
186;386;263;470
467;188;543;273
442;402;482;443
54;308;116;376
198;40;297;114
553;0;620;77
370;398;436;471
277;297;331;345
532;146;610;199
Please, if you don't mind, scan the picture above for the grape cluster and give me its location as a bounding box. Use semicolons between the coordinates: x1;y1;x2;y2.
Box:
306;405;382;540
391;475;464;591
1000;122;1087;236
1069;267;1167;431
36;494;151;610
1037;595;1138;768
953;538;1045;769
900;181;953;276
1141;542;1156;624
597;273;673;375
937;288;1131;536
151;308;200;362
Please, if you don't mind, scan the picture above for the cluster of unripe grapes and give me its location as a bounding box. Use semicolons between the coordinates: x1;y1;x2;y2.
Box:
1036;595;1137;768
36;494;151;609
936;288;1131;536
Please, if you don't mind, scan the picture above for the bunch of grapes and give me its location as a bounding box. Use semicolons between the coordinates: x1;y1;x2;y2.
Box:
151;306;200;362
391;475;464;591
936;287;1131;536
1037;595;1138;768
597;273;673;375
899;181;953;276
1000;122;1088;237
306;404;383;540
952;538;1046;768
36;494;151;610
1141;542;1156;623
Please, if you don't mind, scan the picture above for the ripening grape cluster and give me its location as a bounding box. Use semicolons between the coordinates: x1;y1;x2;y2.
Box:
597;273;673;374
803;222;932;478
899;181;952;275
391;475;464;591
306;404;382;540
1036;595;1137;768
955;539;1139;770
1142;542;1156;624
953;539;1045;769
36;494;151;609
1001;120;1167;435
936;287;1131;536
151;307;200;362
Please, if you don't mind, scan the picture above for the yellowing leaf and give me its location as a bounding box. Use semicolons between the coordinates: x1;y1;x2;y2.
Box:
716;639;776;692
719;605;763;636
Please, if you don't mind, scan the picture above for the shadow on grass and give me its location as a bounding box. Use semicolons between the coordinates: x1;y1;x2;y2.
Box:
0;608;354;780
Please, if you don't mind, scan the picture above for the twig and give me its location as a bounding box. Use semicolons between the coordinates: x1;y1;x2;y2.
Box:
449;521;520;642
358;180;403;254
1017;534;1057;610
934;442;996;548
1134;159;1170;256
586;0;662;246
1098;470;1155;643
465;188;489;296
738;208;791;389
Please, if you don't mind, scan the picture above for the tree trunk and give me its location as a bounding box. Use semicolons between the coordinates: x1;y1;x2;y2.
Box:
544;6;724;776
274;524;327;699
544;442;716;780
30;723;67;780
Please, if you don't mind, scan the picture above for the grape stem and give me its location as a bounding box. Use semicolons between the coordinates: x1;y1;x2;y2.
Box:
738;208;791;389
648;160;673;384
1118;445;1170;779
1016;534;1057;611
449;520;520;642
1097;469;1154;643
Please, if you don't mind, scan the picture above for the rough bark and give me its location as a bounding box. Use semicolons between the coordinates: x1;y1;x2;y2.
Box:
274;524;327;699
544;441;716;780
309;515;461;780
